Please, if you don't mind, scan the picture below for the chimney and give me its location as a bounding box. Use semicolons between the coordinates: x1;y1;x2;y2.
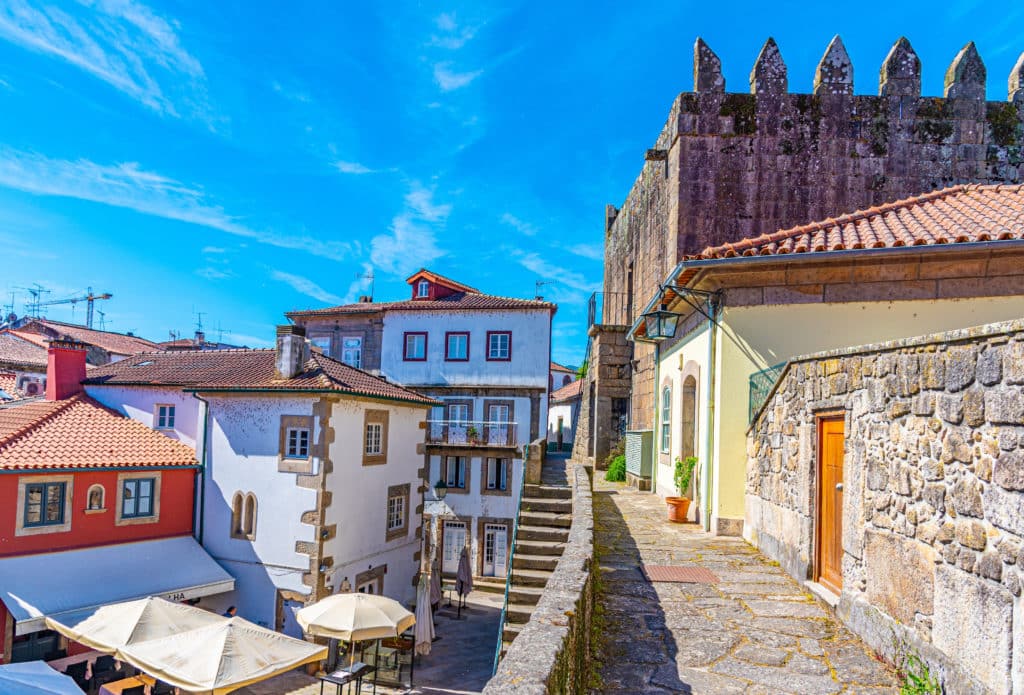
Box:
46;339;87;401
275;325;309;379
359;295;372;303
195;329;205;345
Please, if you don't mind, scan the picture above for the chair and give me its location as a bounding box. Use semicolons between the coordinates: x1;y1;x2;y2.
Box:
122;686;146;695
152;682;176;695
63;661;89;690
93;654;116;675
43;648;67;661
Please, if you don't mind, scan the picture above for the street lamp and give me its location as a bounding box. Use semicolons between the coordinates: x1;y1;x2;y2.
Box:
433;479;448;501
641;303;680;341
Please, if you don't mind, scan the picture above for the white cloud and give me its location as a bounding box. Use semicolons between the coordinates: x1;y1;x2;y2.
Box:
271;80;311;103
500;212;537;237
334;160;375;175
0;146;356;261
271;270;341;305
429;12;477;50
341;262;375;304
433;62;482;91
370;183;449;276
201;246;226;254
0;0;213;122
195;266;232;280
510;250;600;294
567;243;604;261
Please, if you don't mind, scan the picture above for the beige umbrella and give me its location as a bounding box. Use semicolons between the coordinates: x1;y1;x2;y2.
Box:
413;574;434;656
296;593;415;642
116;616;326;695
46;596;224;653
429;559;442;608
456;546;473;597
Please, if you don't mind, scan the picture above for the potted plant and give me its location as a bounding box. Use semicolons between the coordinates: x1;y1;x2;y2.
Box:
466;425;480;444
665;456;697;522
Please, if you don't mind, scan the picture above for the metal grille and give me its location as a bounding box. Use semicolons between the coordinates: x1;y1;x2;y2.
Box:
749;363;785;423
642;565;719;583
625;430;652;477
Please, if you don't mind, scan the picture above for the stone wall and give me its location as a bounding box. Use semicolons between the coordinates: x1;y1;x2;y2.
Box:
746;318;1024;694
484;464;595;694
599;35;1024;435
571;326;631;469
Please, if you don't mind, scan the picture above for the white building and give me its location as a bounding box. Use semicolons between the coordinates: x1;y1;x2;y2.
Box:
549;361;575;392
546;379;580;452
288;269;555;581
84;326;435;633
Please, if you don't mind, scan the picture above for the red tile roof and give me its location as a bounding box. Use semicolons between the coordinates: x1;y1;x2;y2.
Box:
287;293;555;318
695;184;1024;260
0;394;197;470
406;269;481;294
83;349;439;405
0;331;48;369
550;361;574;374
18;320;158;356
0;372;20;401
550;379;582;403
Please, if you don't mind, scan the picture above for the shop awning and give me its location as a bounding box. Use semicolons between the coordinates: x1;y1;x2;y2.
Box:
0;536;234;635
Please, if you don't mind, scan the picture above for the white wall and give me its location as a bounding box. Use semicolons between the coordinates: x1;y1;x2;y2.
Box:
85;385;200;449
547;402;576;445
380;309;550;389
324;399;426;607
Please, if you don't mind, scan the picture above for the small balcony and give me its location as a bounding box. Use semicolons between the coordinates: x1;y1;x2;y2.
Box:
426;420;519;449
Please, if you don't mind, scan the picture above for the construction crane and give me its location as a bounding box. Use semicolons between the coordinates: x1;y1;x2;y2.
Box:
36;287;112;329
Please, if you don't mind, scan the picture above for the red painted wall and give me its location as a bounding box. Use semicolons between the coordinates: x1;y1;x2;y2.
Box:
0;468;196;558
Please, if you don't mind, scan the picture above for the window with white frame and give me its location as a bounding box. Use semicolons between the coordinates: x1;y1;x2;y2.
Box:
445;332;469;361
485;458;508;491
341;336;362;368
487;332;511;360
417;279;430;298
661;386;671;452
445;456;467;488
404;332;427;360
385;483;409;541
310;335;332;354
365;422;383;455
155;404;175;430
387;495;405;530
286;427;310;458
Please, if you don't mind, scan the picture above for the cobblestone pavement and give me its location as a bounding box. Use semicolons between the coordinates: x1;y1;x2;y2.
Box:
594;478;899;694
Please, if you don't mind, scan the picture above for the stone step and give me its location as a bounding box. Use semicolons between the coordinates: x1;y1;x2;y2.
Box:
508;585;544;605
502;623;523;643
519;510;571;528
505;602;535;624
516;524;569;543
511;568;553;588
523;483;572;500
474;577;506;594
520;497;572;514
516;539;566;556
513;553;559;571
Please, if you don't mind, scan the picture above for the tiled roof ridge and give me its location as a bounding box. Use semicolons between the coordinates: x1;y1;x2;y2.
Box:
0;396;77;449
286;291;555;317
309;352;437;403
696;183;1024;259
411;268;481;294
32;318;158;345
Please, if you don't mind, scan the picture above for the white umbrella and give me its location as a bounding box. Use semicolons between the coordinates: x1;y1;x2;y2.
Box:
414;574;435;656
116;616;326;695
456;546;474;597
296;593;415;642
0;662;84;694
429;559;442;608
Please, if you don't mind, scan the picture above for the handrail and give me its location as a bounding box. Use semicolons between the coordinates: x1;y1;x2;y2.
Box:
492;441;530;674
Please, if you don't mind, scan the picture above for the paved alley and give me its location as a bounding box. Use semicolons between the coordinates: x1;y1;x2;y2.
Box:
594;478;900;694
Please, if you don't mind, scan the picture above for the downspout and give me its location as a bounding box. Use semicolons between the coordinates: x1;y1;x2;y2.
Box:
701;297;721;533
191;392;211;545
651;342;660;495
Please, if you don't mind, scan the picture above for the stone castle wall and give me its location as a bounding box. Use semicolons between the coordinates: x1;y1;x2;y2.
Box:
746;319;1024;694
602;36;1024;432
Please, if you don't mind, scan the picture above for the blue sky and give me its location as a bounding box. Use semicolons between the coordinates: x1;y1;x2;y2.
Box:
0;1;1022;365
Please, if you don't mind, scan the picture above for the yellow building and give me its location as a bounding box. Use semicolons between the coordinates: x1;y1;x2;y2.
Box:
629;184;1024;536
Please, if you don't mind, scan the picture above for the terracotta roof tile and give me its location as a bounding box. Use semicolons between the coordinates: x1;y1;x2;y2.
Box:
406;269;481;294
0;372;20;401
83;349;438;405
287;292;555;318
0;394;197;470
695;184;1024;260
0;331;48;369
18;320;157;356
550;362;574;374
550;379;582;403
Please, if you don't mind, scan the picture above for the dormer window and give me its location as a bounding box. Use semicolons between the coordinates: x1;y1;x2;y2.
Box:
416;280;430;298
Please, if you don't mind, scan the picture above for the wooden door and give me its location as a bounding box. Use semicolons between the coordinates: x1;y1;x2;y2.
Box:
816;417;844;593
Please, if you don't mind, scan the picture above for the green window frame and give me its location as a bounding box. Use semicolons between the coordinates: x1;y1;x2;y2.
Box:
122;478;156;519
24;482;66;527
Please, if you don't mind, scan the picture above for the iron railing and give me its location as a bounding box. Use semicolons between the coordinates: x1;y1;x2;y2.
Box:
588;291;631;328
749;363;786;422
425;420;518;447
493;442;530;674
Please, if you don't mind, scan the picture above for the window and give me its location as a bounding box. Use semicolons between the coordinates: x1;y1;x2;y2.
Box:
661;386;671;453
417;279;430;298
286;427;310;458
155;404;175;430
121;478;155;519
445;332;469;361
486;331;511;361
682;375;698;460
232;493;243;536
385;483;409;541
404;332;427;361
310;335;332;354
444;456;467;489
485;402;512;445
243;494;256;538
563;374;572;387
485;458;509;491
444;401;471;445
363;410;389;465
24;482;66;527
448;403;470;423
341;336;362;368
86;484;105;511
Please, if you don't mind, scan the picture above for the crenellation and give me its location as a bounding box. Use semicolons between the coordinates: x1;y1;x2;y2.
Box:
1010;52;1024;104
694;37;724;94
750;37;787;95
813;35;853;96
944;41;986;100
880;37;921;97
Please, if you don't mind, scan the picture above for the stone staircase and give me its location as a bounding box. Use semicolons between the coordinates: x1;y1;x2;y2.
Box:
500;465;572;653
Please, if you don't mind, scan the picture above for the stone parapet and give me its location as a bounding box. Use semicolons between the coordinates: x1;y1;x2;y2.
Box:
483;464;595;694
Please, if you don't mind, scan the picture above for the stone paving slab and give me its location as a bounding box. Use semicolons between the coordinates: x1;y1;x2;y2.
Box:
594;479;898;694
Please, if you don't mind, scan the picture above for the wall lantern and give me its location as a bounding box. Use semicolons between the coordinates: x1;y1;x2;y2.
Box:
433;479;449;501
641;304;680;341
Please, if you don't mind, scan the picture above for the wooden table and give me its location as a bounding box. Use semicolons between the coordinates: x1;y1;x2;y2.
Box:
98;674;155;695
47;649;106;679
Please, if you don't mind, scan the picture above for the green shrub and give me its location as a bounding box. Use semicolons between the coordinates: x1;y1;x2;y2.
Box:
605;455;626;482
900;653;940;695
674;456;697;497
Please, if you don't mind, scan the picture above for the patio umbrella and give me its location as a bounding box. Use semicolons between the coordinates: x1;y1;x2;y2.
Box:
414;574;435;656
296;592;415;642
46;596;223;653
0;662;84;694
429;559;442;608
116;616;326;695
456;546;474;597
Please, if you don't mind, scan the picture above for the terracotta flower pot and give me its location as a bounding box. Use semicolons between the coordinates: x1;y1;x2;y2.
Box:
665;496;691;523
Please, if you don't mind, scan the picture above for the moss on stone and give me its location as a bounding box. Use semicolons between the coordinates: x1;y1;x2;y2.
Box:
719;94;757;136
869;115;890;156
913;98;955;144
678;92;701;115
987;102;1020;147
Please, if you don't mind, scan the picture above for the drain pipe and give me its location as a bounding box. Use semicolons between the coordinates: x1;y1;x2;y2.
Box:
701;296;721;533
191;392;211;545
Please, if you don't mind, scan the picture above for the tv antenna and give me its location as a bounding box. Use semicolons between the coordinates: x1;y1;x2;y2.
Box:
357;269;375;300
535;280;555;300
